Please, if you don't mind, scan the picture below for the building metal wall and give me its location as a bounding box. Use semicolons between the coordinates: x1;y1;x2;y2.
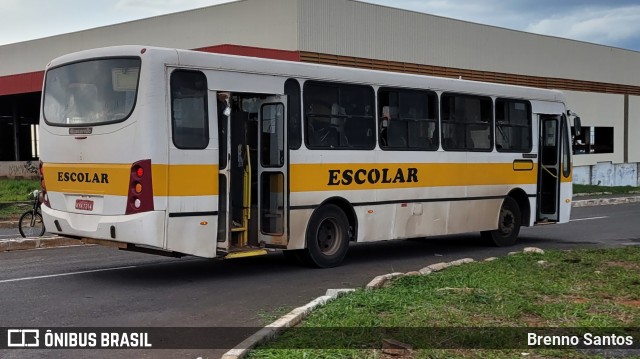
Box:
0;0;298;77
563;91;625;166
297;0;640;87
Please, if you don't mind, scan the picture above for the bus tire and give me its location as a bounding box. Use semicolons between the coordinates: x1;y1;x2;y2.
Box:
301;204;350;268
481;197;521;247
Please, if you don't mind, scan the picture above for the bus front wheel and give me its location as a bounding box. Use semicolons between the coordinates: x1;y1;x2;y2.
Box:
481;197;521;247
302;204;350;268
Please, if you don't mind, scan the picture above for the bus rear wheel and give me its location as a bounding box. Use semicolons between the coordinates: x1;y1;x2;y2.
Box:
301;204;350;268
481;197;521;247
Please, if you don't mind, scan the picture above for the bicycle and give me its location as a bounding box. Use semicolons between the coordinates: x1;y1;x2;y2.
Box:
18;190;46;238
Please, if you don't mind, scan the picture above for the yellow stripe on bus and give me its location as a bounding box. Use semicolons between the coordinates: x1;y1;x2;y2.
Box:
153;164;218;196
43;163;218;197
44;161;558;195
43;163;131;196
290;163;538;192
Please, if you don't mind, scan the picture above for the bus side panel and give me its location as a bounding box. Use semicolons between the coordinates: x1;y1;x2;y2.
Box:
360;205;395;242
387;202;445;240
289;166;538;244
447;198;502;234
288;209;313;250
166;212;218;258
559;180;573;223
163;161;220;258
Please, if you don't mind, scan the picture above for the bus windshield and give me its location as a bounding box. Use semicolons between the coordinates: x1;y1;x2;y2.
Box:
43;58;141;126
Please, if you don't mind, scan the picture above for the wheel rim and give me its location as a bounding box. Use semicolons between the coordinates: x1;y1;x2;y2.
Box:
498;208;515;236
316;217;342;256
21;213;44;237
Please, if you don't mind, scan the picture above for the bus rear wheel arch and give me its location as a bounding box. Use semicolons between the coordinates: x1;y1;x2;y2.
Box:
299;203;350;268
481;196;522;247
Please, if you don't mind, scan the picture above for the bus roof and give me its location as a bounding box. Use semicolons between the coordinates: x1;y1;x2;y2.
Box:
48;45;566;103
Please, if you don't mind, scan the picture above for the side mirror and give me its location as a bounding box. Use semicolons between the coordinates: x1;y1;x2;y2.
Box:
573;117;582;137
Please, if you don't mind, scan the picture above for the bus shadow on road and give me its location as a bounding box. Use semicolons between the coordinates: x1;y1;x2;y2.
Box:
71;231;608;287
77;231;602;288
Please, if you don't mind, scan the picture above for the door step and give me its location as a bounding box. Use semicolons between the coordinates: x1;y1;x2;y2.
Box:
535;219;557;225
224;248;269;259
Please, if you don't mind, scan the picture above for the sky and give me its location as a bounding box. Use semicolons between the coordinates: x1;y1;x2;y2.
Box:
1;0;639;52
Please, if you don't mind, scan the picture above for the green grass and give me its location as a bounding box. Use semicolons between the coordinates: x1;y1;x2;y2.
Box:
0;179;41;220
249;247;640;358
0;202;29;220
574;184;640;195
258;306;296;325
0;178;41;202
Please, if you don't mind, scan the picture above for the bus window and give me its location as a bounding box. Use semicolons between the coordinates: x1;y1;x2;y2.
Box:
496;99;532;152
43;58;141;126
378;88;438;150
303;81;375;150
170;70;209;149
441;93;492;151
261;103;285;167
217;92;229;169
285;79;302;150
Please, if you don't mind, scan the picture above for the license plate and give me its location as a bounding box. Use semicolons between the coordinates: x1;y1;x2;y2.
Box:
75;199;94;211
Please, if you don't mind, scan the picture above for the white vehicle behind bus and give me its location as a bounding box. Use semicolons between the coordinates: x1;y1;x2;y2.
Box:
38;46;581;267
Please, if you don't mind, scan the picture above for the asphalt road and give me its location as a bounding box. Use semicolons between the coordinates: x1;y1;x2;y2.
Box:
1;203;639;359
0;222;52;239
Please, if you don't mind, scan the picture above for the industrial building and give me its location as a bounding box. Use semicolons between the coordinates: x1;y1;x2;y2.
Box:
1;0;638;185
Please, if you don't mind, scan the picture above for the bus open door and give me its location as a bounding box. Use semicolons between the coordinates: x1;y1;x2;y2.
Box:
537;113;573;224
216;94;288;258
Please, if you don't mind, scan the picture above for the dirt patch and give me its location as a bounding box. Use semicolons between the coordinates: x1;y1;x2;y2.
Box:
540;295;590;305
570;297;589;304
520;313;547;327
604;261;640;270
619;300;640;308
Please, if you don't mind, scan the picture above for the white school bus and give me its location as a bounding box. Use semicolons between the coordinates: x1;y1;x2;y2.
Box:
39;46;580;267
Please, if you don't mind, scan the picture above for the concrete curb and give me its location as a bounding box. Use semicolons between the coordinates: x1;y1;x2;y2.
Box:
222;249;545;358
0;236;82;252
571;195;640;207
221;288;356;359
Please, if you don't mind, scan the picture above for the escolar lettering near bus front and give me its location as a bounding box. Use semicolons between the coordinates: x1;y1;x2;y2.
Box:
327;168;418;186
57;171;109;184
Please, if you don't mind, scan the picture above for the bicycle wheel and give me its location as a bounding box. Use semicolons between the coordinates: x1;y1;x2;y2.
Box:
18;211;46;238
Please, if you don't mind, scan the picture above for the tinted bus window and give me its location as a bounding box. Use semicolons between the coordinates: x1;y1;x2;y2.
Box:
304;81;375;150
170;70;209;149
285;79;302;150
378;88;438;150
496;98;532;152
441;93;492;151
